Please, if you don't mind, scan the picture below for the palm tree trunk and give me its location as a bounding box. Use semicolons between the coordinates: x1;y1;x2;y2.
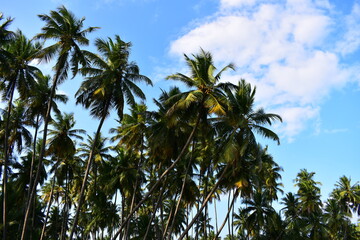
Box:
124;177;138;239
203;168;210;240
111;115;201;240
26;114;40;211
227;191;231;237
60;167;69;240
40;172;57;240
214;198;218;233
143;181;166;240
213;190;238;239
69;104;109;240
125;152;143;239
231;189;235;237
167;155;193;239
21;69;62;240
178;164;230;240
162;192;178;239
2;83;15;240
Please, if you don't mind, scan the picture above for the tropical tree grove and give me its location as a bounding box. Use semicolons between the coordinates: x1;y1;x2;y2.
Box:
0;7;359;240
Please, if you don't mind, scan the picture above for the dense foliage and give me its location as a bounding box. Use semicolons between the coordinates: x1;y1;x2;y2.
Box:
1;7;359;240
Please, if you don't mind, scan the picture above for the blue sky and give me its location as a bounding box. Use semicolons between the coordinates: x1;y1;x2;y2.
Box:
3;0;360;228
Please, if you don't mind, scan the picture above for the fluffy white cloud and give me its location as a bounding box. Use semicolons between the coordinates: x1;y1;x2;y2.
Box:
169;0;359;141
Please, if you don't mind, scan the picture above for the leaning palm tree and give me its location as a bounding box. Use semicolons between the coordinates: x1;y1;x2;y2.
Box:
26;72;68;207
0;31;42;239
70;35;152;239
22;6;97;239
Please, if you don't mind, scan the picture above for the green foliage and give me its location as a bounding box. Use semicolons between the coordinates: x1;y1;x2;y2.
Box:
0;8;358;240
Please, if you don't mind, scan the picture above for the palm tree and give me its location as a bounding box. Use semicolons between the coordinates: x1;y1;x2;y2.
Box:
12;150;47;239
112;49;234;240
45;112;85;240
0;13;13;46
110;103;150;238
71;35;151;239
47;112;85;159
331;176;360;214
294;169;325;239
179;79;281;239
295;169;322;216
26;72;68;207
0;13;14;68
22;7;97;238
241;191;276;238
0;100;35;239
0;31;42;239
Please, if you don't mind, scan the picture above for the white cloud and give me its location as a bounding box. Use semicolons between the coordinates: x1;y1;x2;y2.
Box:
220;0;257;9
169;0;359;142
275;106;320;142
323;128;348;134
336;3;360;55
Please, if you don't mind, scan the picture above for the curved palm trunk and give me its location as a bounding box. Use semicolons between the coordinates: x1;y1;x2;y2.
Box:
213;190;238;240
178;164;229;240
166;155;193;239
2;83;15;240
40;170;57;240
69;104;109;240
143;179;166;240
111;115;201;240
227;191;231;237
162;192;178;239
22;55;67;240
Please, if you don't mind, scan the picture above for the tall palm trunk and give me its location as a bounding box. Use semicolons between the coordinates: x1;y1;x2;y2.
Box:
40;169;57;240
162;192;178;239
178;164;230;240
143;179;166;240
203;169;210;240
27;114;40;203
2;83;15;240
22;55;67;240
213;190;238;239
214;198;218;233
227;191;231;237
166;155;193;239
111;115;201;240
125;142;144;239
69;102;109;240
60;167;69;240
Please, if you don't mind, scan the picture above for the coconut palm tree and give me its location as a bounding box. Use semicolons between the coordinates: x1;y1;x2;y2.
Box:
71;35;151;238
112;49;235;240
45;112;85;239
241;191;276;238
26;72;68;207
178;79;281;240
22;7;97;238
47;112;84;158
331;176;360;214
0;13;13;46
0;13;14;69
0;31;42;239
